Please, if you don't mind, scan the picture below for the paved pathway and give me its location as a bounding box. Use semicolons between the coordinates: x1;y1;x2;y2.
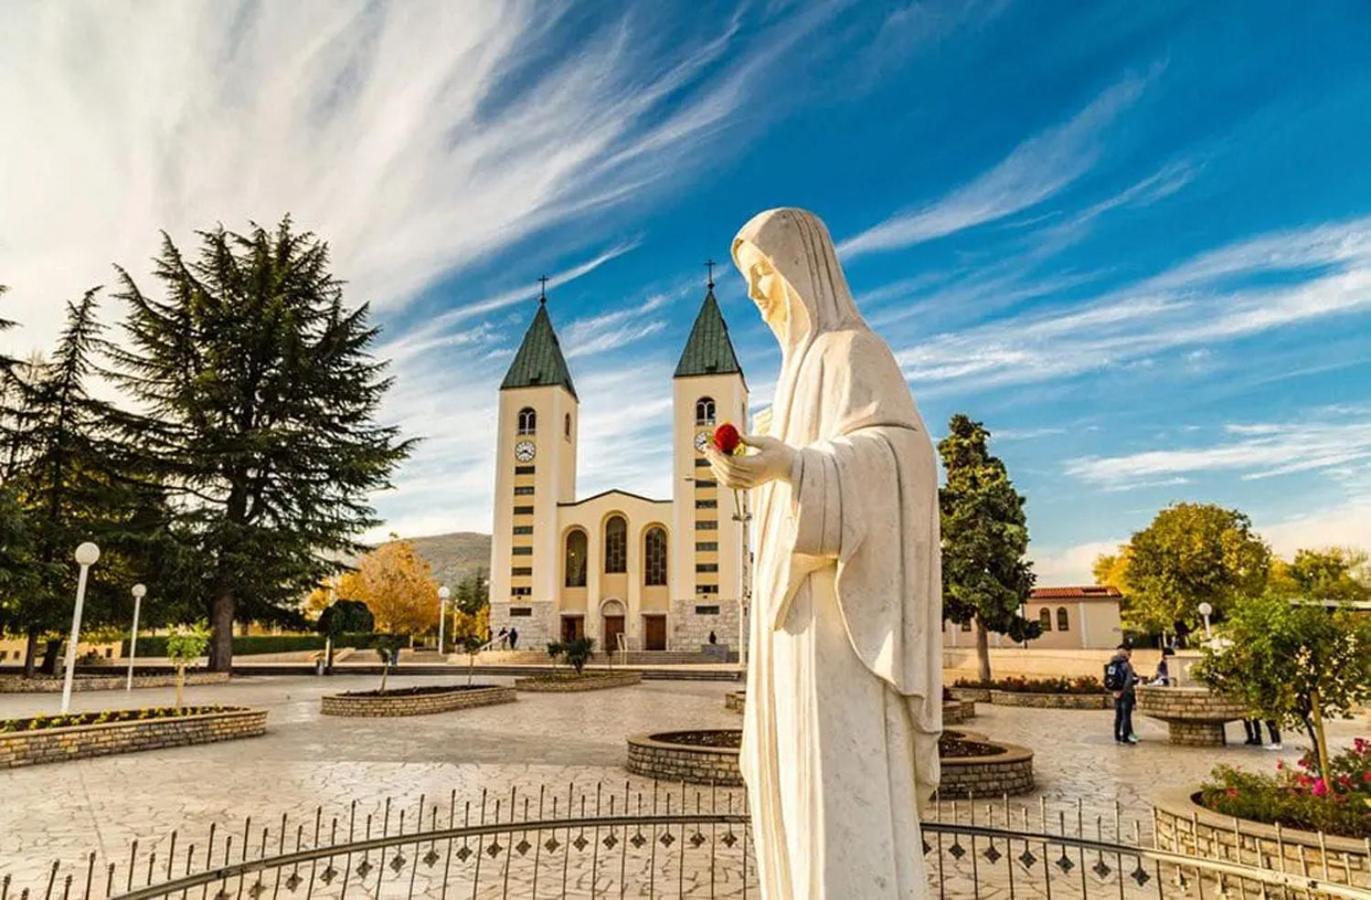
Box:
0;674;1363;897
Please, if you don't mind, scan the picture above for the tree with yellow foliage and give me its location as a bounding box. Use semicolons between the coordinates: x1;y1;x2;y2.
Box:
337;538;439;635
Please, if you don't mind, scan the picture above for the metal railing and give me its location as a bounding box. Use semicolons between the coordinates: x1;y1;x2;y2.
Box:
3;782;1367;899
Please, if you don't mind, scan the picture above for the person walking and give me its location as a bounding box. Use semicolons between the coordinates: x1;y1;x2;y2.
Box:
1105;644;1139;744
1243;718;1283;750
508;626;519;650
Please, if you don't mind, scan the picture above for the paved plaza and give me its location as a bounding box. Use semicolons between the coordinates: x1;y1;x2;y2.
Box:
0;674;1365;896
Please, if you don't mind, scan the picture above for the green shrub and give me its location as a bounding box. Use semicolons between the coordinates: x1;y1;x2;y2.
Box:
953;675;1105;695
1199;740;1371;838
0;706;236;733
120;632;406;657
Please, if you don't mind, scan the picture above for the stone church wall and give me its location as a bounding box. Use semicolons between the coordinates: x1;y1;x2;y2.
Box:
488;601;557;651
669;598;745;654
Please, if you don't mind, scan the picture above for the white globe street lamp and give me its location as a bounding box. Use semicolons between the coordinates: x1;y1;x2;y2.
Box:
437;586;451;656
126;584;148;691
1197;601;1214;640
60;542;101;714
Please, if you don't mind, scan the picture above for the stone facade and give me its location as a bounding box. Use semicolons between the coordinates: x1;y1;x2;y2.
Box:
724;690;745;713
939;732;1035;798
0;707;266;769
320;686;516;717
987;690;1111;710
1153;788;1369;891
0;671;230;693
668;598;745;659
626;731;743;786
514;671;642;692
1135;685;1247;746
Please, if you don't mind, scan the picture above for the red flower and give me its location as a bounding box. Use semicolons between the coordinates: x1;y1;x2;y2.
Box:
713;423;742;455
1225;788;1239;799
1296;757;1309;768
1312;778;1328;798
1362;770;1371;783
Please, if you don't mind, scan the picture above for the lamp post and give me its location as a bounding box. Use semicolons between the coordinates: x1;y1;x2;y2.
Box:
437;586;450;655
126;584;147;691
60;542;101;714
1198;602;1213;640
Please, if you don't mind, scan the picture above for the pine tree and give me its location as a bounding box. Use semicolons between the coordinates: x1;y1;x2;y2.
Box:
112;219;415;671
938;413;1039;682
4;289;145;674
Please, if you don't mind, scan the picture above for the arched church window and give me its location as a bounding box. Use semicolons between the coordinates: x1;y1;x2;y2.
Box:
1057;607;1070;631
695;397;716;425
517;407;537;435
1038;607;1052;631
644;527;668;586
565;530;587;587
604;516;627;573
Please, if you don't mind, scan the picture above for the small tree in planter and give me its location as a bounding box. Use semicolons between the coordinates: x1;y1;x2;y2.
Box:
1196;592;1371;785
373;635;406;694
545;641;564;671
462;635;484;686
165;621;211;710
316;599;374;674
564;637;595;675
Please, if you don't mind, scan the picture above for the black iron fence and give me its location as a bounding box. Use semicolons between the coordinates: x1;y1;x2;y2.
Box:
3;782;1366;899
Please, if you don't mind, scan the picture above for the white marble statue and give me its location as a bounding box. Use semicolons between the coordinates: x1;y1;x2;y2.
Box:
706;208;942;899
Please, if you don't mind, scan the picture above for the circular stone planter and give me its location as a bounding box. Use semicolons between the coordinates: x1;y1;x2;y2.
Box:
514;671;643;692
1135;685;1246;746
938;729;1035;798
627;729;744;786
724;690;745;713
948;686;991;703
320;684;515;717
987;689;1111;710
1153;787;1370;890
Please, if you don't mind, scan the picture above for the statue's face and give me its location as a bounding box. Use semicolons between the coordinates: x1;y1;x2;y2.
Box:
736;241;786;328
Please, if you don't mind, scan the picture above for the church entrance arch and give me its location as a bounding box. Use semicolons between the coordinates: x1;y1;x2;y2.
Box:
601;599;626;654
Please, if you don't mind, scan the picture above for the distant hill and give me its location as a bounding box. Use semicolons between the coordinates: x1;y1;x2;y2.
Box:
403;531;492;587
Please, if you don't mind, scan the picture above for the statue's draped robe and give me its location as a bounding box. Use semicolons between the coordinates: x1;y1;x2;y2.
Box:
734;209;942;900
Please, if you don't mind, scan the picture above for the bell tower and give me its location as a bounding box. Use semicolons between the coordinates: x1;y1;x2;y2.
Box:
488;283;578;649
670;266;748;653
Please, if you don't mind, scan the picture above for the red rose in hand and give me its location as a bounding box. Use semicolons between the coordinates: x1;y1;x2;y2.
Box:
713;422;742;455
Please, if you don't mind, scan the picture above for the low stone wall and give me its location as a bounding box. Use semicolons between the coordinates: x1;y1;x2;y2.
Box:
988;690;1111;710
1136;686;1246;746
626;731;743;786
320;686;516;717
948;686;991;703
724;690;745;713
0;707;266;769
0;671;230;693
1153;787;1369;891
940;732;1035;798
515;671;643;692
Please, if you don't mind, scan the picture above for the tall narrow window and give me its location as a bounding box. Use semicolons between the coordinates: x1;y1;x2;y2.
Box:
604;515;627;573
565;530;587;587
644;527;668;586
1057;607;1070;631
695;397;716;425
517;407;537;435
564;413;571;439
1038;608;1052;631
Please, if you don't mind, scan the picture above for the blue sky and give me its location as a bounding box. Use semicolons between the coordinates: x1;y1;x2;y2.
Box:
3;1;1370;582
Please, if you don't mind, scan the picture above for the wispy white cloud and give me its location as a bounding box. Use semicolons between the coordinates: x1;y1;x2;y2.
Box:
1063;411;1371;490
838;70;1152;258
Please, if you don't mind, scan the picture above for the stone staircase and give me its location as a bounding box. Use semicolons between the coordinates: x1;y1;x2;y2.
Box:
475;649;726;666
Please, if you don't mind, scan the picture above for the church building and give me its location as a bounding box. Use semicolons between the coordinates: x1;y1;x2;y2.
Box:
488;279;749;655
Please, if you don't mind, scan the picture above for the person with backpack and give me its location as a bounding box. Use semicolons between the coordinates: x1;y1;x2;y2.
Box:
1105;644;1139;744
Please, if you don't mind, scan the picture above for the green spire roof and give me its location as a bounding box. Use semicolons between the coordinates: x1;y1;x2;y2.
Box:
674;287;744;381
501;300;577;399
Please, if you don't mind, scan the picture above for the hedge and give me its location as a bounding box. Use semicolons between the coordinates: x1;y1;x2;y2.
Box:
120;633;408;657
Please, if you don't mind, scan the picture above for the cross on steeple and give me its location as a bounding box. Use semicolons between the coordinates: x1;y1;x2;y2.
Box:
537;275;549;304
705;259;716;290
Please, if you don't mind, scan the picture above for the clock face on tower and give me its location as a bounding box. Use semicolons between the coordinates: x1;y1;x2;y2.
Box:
694;431;712;453
514;440;536;462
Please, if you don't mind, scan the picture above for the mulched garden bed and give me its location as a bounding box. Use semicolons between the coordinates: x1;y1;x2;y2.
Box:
334;685;497;698
653;730;742;748
1;705;234;733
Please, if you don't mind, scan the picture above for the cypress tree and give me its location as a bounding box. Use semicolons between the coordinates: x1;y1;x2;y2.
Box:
113;218;415;671
938;413;1039;682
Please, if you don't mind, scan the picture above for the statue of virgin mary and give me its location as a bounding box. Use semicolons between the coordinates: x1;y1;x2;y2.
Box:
706;208;942;899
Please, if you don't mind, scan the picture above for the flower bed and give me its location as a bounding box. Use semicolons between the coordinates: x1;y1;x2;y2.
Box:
0;671;229;693
627;729;743;785
0;705;266;769
955;675;1108;695
938;729;1035;798
1197;742;1370;838
514;671;643;692
987;690;1111;710
320;684;515;717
